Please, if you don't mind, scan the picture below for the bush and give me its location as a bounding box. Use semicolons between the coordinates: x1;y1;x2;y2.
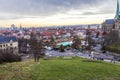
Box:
0;52;21;64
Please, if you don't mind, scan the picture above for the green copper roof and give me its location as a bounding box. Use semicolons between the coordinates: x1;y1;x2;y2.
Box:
115;0;120;19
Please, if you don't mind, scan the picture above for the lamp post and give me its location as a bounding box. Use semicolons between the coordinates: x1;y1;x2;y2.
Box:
26;43;30;53
25;36;30;54
9;39;14;54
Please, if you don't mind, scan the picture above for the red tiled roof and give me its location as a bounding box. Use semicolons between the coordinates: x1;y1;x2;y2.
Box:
41;31;52;36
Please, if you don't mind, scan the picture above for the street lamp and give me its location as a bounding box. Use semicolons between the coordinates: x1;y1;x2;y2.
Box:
9;39;14;53
26;43;30;53
25;36;30;53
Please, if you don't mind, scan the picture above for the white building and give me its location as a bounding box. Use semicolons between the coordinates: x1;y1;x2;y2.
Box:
0;36;18;54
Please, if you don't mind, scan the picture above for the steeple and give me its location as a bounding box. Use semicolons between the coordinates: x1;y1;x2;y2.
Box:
20;24;22;29
19;24;23;34
115;0;120;19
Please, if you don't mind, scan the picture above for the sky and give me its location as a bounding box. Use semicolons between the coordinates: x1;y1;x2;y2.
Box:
0;0;117;27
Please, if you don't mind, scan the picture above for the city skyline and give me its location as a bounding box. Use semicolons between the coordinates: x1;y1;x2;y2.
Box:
0;0;117;27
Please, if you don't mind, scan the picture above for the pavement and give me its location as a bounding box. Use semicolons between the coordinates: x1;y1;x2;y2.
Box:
20;37;120;64
45;48;120;64
20;49;120;64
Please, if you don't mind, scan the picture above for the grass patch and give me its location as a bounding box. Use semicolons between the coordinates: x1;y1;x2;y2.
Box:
0;57;120;80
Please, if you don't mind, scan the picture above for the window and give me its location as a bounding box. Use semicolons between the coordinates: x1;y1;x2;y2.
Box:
10;43;13;46
6;44;8;47
15;47;17;49
0;45;2;47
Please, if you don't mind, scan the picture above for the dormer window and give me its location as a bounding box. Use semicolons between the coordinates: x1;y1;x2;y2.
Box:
10;39;13;44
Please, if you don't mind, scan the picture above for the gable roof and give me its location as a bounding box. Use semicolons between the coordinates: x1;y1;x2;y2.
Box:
0;36;17;43
104;19;115;24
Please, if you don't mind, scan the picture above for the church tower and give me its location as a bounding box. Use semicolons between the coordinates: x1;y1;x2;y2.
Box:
114;0;120;29
20;24;23;30
115;0;120;19
102;0;120;44
19;24;23;34
110;0;120;43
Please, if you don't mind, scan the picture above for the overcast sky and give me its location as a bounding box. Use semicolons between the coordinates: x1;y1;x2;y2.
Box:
0;0;117;27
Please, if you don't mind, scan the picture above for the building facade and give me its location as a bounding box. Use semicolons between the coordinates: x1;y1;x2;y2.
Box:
102;0;120;44
102;19;115;32
0;36;18;53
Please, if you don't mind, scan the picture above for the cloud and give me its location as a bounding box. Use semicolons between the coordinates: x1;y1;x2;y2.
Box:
82;10;115;16
0;0;117;20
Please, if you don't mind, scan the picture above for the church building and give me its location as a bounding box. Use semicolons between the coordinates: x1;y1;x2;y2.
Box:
102;0;120;44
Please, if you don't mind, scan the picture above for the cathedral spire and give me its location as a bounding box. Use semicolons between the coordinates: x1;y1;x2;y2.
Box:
20;24;22;29
115;0;120;19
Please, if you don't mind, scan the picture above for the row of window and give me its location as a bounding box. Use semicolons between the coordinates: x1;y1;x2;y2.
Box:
0;44;13;48
0;47;18;52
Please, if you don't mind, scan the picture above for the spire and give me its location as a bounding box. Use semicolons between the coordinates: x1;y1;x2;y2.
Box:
20;24;22;29
115;0;120;19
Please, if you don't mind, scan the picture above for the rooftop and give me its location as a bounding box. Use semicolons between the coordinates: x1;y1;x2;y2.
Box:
0;36;17;43
104;19;115;24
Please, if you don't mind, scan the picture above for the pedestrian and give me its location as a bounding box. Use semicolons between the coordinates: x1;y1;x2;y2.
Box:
111;59;113;63
91;51;94;59
113;56;117;64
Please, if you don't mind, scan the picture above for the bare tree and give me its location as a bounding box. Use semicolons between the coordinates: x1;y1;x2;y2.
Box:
72;35;81;51
30;32;45;62
86;30;92;53
59;44;65;52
